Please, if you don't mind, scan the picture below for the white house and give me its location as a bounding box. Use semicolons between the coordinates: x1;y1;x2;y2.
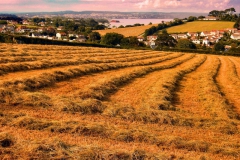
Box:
200;31;211;37
77;35;86;42
187;32;198;37
202;38;210;46
147;35;157;41
231;33;240;40
171;34;178;39
137;36;144;42
22;20;30;25
210;30;219;36
203;16;219;20
225;28;238;33
192;39;201;44
209;38;219;44
56;32;67;40
57;26;64;31
177;34;188;39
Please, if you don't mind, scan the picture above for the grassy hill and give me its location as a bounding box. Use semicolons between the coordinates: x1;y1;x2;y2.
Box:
96;24;158;37
167;21;235;33
97;21;235;37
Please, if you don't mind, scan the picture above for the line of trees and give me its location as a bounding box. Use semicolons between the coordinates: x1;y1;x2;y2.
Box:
155;29;197;50
234;17;240;29
0;14;22;22
144;19;183;37
52;18;107;31
209;8;238;21
100;32;145;48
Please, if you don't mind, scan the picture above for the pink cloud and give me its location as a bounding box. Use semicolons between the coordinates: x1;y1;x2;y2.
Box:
0;0;239;13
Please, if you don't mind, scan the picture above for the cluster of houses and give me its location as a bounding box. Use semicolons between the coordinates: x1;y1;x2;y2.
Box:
141;28;240;47
1;19;240;47
0;24;87;42
30;31;87;42
0;25;15;33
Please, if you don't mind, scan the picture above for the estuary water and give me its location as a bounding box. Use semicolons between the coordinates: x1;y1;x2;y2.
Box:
109;19;173;28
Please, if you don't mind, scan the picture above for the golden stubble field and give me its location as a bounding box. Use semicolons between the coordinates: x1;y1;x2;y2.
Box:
97;21;235;37
96;24;158;37
0;43;240;159
166;21;235;33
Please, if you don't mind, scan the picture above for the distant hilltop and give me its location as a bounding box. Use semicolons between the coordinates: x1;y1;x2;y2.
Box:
8;11;208;19
0;14;22;22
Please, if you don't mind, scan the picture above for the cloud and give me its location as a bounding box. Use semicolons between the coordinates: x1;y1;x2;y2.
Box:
135;0;236;11
0;0;239;12
228;0;240;10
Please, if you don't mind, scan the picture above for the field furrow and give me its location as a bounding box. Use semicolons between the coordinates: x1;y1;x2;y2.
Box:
0;53;186;109
229;57;240;79
41;53;186;97
2;126;237;160
172;55;233;120
0;51;170;75
106;55;206;111
1;108;239;159
1;44;240;159
216;57;240;115
0;53;183;91
75;54;194;101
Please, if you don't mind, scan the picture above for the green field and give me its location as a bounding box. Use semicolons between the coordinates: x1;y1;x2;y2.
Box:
167;21;235;33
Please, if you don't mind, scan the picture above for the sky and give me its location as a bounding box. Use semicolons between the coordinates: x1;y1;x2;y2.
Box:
0;0;239;13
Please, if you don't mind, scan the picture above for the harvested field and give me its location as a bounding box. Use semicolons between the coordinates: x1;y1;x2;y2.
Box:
166;21;235;33
96;24;158;37
0;43;240;160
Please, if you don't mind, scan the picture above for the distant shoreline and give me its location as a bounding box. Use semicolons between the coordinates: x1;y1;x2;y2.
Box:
109;19;173;28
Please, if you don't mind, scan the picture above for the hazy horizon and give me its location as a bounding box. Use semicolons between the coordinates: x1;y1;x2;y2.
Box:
0;0;239;13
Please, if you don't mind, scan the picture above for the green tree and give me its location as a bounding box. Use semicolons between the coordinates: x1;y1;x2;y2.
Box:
198;15;206;19
221;31;231;41
64;21;79;31
86;18;98;28
0;20;7;24
78;26;86;32
225;8;236;14
125;25;133;28
120;36;140;47
209;10;220;17
214;42;225;51
177;39;197;49
89;32;101;42
156;30;177;48
94;25;106;30
133;23;142;26
120;37;129;47
101;32;124;45
32;17;45;24
144;26;157;37
187;16;197;22
53;18;64;28
234;17;240;29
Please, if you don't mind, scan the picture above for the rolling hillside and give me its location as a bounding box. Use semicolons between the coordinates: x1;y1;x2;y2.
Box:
96;24;158;37
167;21;235;33
0;44;240;159
97;21;235;37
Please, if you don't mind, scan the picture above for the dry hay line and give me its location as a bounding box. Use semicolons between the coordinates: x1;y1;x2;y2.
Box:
0;44;240;160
